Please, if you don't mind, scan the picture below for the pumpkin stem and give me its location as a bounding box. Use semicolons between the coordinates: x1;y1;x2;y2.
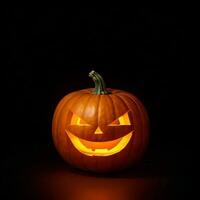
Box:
89;70;111;95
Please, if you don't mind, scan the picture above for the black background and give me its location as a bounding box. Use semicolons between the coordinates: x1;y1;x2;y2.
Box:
2;7;189;199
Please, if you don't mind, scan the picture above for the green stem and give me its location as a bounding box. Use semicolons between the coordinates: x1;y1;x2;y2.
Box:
89;70;111;95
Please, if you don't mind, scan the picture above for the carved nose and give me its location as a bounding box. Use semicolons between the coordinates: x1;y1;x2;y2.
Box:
94;127;103;134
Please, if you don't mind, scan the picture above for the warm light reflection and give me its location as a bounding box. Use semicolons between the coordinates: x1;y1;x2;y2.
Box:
29;163;167;200
65;130;132;156
109;112;131;126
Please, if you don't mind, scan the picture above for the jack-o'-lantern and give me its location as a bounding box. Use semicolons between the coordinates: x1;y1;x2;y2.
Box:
52;70;149;172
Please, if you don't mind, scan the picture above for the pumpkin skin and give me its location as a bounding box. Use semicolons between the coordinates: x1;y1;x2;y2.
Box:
52;71;149;172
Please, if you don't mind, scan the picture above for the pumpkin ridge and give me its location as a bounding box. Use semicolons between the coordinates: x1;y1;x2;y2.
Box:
80;94;94;140
128;94;149;156
108;94;117;138
112;94;130;112
117;93;147;160
113;93;136;165
97;94;101;126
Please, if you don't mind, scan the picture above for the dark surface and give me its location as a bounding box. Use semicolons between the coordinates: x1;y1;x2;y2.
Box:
11;150;174;200
2;7;190;200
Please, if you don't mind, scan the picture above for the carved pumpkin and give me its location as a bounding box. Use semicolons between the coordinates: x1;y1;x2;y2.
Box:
52;71;149;172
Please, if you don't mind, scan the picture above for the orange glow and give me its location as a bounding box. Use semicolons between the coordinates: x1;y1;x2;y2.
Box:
109;112;131;126
31;163;168;200
71;113;90;126
65;130;132;156
94;127;103;134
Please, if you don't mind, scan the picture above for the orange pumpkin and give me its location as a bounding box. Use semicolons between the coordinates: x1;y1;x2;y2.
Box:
52;70;149;172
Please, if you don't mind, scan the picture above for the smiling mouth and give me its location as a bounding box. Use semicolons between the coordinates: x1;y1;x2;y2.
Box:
65;130;132;156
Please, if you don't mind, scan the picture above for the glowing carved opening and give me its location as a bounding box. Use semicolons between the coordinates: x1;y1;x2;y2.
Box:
109;112;131;126
65;130;132;156
94;127;103;134
71;113;90;126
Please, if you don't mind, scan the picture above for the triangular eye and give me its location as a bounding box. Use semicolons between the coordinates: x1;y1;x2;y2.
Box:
109;112;131;126
71;113;90;126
